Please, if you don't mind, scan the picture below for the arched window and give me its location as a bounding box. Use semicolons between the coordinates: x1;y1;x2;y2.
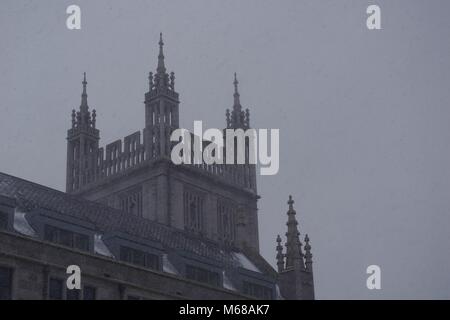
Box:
183;190;204;234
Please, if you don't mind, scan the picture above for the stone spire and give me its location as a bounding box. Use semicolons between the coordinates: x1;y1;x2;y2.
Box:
304;234;313;272
151;33;173;90
276;234;285;273
284;195;305;270
72;72;96;130
227;73;250;129
233;72;241;109
157;32;166;74
277;196;315;299
80;72;88;112
231;73;244;128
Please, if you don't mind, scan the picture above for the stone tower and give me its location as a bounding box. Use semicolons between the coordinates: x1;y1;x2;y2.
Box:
65;34;260;252
66;73;100;192
276;196;315;299
144;33;179;159
223;72;258;193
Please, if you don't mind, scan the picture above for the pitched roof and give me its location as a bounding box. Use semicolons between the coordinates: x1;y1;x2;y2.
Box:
0;171;276;277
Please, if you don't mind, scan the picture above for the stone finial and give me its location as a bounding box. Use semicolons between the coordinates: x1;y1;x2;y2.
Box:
92;109;96;128
276;234;285;273
170;71;175;90
288;195;294;211
304;234;313;272
148;72;153;90
245;108;250;128
71;109;76;128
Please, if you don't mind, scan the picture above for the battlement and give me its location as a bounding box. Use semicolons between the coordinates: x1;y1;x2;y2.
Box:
71;129;256;194
77;130;146;187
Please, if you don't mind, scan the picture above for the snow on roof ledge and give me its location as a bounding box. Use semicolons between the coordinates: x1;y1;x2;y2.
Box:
94;234;114;258
14;209;37;237
275;284;285;300
223;270;237;291
232;252;261;273
162;254;179;275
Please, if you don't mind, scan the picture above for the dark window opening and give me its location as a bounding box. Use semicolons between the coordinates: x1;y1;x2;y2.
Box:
59;229;73;247
120;189;143;217
185;265;219;287
183;191;204;234
83;286;96;300
66;289;80;300
0;212;8;230
74;233;89;251
44;225;89;252
217;201;236;243
243;281;273;300
49;277;96;300
0;267;12;300
49;278;63;300
120;246;159;270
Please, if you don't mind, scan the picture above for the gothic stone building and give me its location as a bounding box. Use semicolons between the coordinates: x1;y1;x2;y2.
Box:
0;34;314;300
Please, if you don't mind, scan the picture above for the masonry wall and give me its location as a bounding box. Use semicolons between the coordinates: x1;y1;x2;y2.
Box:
73;159;260;251
0;230;251;300
278;268;314;300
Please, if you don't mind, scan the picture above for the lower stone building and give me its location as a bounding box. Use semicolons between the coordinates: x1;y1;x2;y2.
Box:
0;173;313;300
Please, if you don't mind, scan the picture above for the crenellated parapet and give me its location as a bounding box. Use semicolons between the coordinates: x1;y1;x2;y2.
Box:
71;133;256;193
79;131;147;185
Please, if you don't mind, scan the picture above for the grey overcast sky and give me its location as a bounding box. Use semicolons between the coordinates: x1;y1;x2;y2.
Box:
1;0;450;299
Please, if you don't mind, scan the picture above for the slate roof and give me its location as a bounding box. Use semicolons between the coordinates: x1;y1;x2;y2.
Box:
0;171;276;277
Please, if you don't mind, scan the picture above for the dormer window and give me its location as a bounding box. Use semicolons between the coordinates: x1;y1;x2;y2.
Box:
119;246;159;270
44;225;89;252
243;281;273;299
185;265;220;287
